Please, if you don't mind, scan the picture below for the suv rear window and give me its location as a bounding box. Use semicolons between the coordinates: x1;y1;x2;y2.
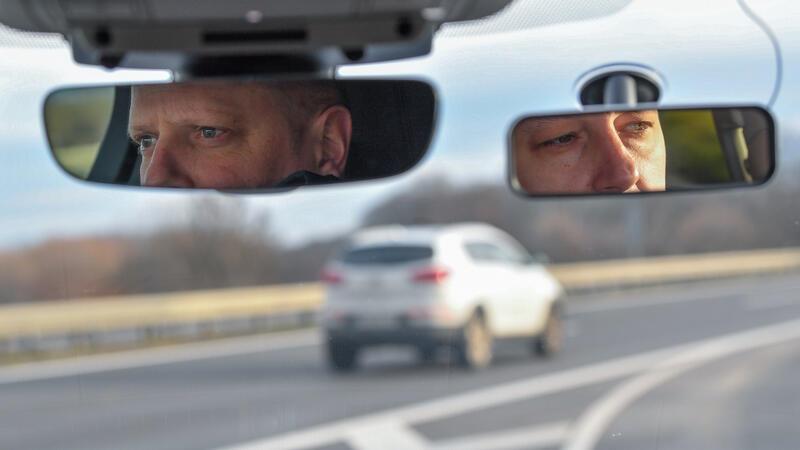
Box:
340;245;433;265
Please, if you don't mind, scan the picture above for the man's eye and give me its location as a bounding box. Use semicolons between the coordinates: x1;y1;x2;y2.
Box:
198;127;225;139
623;121;652;133
137;135;157;154
539;133;577;148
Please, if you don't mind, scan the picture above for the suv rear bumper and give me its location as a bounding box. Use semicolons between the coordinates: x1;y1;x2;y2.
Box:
325;326;461;347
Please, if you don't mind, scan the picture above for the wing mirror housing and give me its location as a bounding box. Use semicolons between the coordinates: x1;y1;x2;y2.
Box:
508;106;775;196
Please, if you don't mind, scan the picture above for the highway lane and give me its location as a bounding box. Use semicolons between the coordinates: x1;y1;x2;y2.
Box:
591;339;800;450
2;274;800;450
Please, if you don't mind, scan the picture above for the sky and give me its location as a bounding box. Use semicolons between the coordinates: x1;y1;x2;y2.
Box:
0;0;797;250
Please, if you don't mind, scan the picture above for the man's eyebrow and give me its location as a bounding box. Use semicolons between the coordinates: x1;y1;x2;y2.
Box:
517;116;575;132
127;122;148;139
127;124;139;139
173;101;245;128
127;105;242;136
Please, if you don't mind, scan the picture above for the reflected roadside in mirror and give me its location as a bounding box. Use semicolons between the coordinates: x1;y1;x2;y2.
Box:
509;107;774;195
44;79;436;190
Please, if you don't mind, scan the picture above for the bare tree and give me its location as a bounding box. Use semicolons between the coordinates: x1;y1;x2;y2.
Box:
115;196;279;293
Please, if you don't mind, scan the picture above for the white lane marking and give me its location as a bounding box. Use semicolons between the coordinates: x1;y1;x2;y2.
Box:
216;346;705;450
219;318;800;450
569;290;738;315
0;329;317;385
563;318;800;450
568;279;800;315
346;418;429;450
431;421;570;450
743;291;800;311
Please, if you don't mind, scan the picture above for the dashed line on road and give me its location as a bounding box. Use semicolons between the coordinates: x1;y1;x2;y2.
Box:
346;418;429;450
217;318;800;450
569;292;740;315
430;420;570;450
215;342;706;449
568;278;800;315
563;317;800;450
0;329;317;385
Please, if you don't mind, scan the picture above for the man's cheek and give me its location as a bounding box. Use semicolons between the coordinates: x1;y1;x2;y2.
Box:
646;140;668;187
625;138;651;158
222;148;287;187
183;152;239;187
533;162;575;192
640;159;667;190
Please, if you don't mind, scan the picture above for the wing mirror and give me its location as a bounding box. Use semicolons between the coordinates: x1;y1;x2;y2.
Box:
43;78;436;191
508;107;775;196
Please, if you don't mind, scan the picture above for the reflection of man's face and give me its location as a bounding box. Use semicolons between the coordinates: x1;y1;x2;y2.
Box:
512;111;666;193
129;82;351;189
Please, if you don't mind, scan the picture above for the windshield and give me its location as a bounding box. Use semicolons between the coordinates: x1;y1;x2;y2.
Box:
1;1;800;450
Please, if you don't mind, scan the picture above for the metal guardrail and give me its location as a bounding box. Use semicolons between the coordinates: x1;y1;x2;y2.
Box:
0;284;321;340
550;248;800;291
2;248;800;356
0;284;322;356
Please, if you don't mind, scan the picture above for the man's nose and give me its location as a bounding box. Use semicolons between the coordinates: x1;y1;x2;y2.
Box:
590;127;640;193
141;138;193;188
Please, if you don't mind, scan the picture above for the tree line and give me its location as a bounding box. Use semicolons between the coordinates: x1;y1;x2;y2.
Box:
2;167;800;303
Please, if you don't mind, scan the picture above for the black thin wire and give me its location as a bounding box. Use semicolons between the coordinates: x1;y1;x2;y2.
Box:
736;0;783;108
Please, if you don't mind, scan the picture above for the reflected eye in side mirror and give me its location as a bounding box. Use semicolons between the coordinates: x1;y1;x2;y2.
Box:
43;78;436;191
508;106;775;196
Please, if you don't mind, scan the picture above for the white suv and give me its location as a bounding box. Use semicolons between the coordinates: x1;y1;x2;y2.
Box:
319;223;565;371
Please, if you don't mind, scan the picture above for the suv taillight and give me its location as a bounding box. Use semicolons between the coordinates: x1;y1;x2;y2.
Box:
321;269;344;285
412;266;449;283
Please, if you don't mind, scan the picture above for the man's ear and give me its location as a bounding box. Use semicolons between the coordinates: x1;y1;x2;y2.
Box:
313;105;352;177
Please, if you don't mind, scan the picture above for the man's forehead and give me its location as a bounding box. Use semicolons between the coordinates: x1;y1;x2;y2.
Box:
131;82;274;114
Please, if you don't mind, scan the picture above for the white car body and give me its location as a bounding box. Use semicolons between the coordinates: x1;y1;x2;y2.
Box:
320;223;564;357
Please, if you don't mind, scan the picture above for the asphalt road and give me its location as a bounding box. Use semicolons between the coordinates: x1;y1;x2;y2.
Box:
3;274;800;450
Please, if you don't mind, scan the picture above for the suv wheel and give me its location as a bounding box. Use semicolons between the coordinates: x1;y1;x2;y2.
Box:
534;307;563;357
327;340;359;372
456;314;493;369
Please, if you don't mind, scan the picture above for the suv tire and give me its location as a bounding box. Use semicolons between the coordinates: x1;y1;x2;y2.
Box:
533;306;563;357
327;340;359;372
456;313;493;369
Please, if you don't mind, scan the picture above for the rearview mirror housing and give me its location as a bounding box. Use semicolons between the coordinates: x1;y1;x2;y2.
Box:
44;78;437;192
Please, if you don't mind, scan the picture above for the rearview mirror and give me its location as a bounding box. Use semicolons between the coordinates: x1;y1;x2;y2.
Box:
44;79;436;191
508;107;774;195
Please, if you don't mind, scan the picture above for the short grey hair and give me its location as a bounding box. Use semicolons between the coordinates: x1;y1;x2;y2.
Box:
271;81;346;145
